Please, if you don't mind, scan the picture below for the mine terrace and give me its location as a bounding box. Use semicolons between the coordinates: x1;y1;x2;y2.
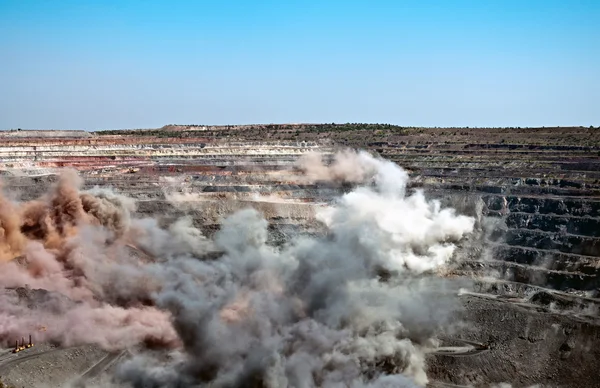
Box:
0;123;599;388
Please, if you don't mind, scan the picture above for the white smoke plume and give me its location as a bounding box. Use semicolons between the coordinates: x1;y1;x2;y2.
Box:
0;150;476;387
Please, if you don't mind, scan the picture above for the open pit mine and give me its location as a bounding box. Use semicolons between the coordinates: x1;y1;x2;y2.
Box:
0;124;598;388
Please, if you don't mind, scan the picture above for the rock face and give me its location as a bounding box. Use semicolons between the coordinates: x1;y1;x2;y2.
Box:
0;124;599;387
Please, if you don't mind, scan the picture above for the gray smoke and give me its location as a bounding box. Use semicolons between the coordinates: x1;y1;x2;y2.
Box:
114;152;475;387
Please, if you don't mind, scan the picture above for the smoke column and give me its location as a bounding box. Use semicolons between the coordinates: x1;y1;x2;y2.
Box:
0;150;475;387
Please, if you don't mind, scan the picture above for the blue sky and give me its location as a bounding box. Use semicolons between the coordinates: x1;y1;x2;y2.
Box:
0;0;598;130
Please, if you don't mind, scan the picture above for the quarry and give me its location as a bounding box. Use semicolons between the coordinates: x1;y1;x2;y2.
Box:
0;124;599;388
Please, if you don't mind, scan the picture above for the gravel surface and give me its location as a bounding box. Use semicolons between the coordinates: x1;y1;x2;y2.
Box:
427;296;600;388
0;345;107;388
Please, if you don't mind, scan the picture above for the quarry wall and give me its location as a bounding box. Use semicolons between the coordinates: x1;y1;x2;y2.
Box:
0;127;599;296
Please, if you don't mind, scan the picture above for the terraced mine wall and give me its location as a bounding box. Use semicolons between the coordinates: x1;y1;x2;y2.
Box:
1;126;599;296
1;125;599;387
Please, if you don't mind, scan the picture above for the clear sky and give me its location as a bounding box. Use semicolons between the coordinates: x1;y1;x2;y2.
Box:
0;0;598;130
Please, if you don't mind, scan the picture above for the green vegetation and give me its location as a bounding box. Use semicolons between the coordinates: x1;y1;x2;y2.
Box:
95;129;187;137
95;123;409;137
302;123;406;133
91;123;600;148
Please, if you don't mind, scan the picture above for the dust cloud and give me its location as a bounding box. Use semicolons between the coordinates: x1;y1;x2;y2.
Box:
296;149;389;185
0;150;476;387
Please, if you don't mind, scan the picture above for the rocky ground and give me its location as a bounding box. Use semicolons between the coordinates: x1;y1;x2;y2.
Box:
0;345;108;388
0;124;598;387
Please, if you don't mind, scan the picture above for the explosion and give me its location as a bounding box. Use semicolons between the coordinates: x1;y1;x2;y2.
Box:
0;150;476;387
